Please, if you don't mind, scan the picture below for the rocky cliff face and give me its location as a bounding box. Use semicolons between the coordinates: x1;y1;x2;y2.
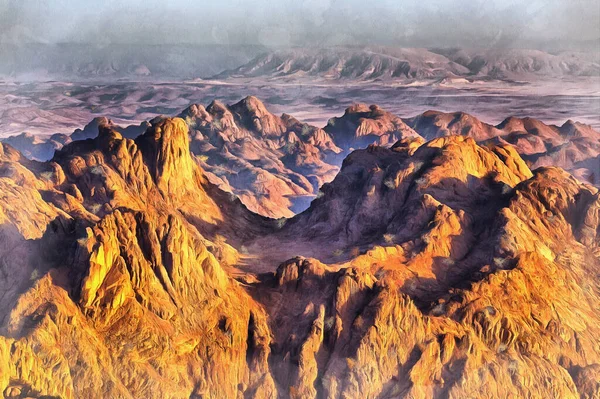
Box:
0;117;275;398
324;104;419;150
4;97;598;220
178;96;342;218
0;117;598;398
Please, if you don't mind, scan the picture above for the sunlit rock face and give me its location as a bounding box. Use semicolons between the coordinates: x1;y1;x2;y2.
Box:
4;97;599;220
0;114;598;399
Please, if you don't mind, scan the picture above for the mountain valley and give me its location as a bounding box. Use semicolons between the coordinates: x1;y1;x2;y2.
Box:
0;39;599;399
0;109;598;397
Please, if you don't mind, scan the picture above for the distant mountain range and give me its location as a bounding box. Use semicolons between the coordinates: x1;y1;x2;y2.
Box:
215;46;600;81
1;44;598;82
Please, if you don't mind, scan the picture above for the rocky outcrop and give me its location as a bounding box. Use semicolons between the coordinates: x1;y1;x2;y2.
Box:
0;119;276;398
406;111;600;185
180;96;342;217
406;110;500;141
325;104;419;150
245;137;599;398
0;127;599;398
1;209;276;398
283;136;531;247
136;118;201;198
4;98;598;219
1;118;150;162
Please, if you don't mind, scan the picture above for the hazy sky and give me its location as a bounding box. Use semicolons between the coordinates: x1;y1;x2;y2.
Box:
1;0;599;49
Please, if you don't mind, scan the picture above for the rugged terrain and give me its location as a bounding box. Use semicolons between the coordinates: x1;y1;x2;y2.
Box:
3;45;598;83
216;46;600;82
0;113;599;398
1;44;598;141
4;97;599;218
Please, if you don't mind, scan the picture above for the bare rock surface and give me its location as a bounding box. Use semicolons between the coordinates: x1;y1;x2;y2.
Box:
4;97;598;220
0;117;598;398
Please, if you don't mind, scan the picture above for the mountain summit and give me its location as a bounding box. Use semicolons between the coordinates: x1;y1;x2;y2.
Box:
215;47;600;82
0;117;598;398
5;98;598;219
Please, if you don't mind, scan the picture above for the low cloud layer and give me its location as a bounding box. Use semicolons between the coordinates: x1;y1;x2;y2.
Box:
1;0;599;49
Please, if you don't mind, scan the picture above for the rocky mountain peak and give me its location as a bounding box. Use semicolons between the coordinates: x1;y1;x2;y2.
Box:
71;116;116;141
4;99;598;221
135;117;199;198
180;103;210;121
0;116;598;397
233;95;270;116
325;103;419;150
229;96;286;137
206;99;230;116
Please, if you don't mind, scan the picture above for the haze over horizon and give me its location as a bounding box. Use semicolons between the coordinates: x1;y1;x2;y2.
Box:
1;0;599;50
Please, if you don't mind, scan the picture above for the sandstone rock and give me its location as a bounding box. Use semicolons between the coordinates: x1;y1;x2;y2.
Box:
325;103;420;150
0;109;598;398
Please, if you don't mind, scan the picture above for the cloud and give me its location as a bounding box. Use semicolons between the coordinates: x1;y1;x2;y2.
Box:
0;0;598;48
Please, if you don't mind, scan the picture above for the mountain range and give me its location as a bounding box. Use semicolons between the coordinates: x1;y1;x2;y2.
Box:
0;110;598;398
215;47;600;82
1;45;599;82
3;96;598;218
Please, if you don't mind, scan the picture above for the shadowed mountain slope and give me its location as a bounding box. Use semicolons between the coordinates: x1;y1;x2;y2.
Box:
0;119;598;398
3;98;599;220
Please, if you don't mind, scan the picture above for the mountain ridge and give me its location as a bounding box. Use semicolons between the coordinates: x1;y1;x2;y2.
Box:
215;46;600;82
0;119;598;397
2;44;598;83
3;97;598;219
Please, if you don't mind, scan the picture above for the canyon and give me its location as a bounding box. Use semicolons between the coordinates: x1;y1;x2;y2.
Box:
0;40;598;399
0;110;598;397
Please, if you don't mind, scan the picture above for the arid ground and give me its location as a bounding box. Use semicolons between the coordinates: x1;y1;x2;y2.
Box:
1;78;599;138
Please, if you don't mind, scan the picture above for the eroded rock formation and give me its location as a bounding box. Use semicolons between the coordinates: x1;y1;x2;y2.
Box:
4;97;599;221
0;116;598;398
